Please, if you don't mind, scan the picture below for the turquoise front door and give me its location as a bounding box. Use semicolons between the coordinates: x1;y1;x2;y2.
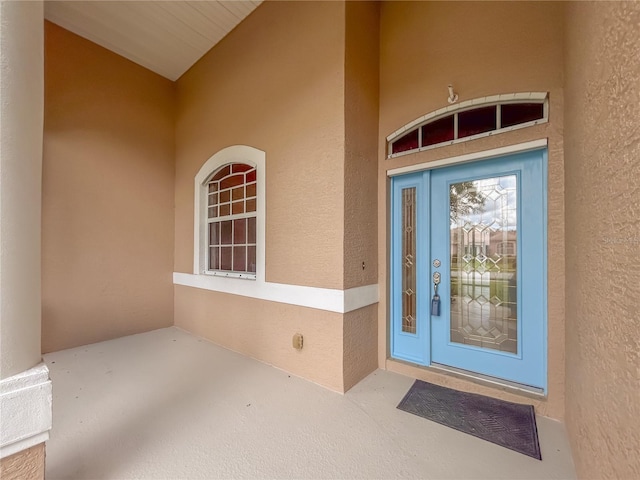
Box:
391;149;547;390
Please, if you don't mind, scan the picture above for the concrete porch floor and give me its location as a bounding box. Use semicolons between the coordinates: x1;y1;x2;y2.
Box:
43;327;576;479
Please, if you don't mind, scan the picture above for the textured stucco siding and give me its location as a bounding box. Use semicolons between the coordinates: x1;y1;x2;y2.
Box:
174;1;346;290
343;304;379;392
341;2;380;390
0;443;45;480
564;2;640;478
173;1;383;392
42;22;175;353
344;1;379;290
174;285;345;392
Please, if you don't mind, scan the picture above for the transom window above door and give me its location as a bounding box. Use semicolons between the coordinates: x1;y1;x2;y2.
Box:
387;92;548;158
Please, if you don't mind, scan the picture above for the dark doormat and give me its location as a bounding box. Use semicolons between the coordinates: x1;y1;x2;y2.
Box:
397;380;542;460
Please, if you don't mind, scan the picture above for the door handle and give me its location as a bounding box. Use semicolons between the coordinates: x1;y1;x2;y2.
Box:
431;272;441;316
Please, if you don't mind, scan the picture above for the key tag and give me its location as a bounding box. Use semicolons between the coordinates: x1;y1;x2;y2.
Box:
431;284;441;316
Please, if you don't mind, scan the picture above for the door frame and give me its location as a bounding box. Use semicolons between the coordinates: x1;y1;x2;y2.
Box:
387;139;548;392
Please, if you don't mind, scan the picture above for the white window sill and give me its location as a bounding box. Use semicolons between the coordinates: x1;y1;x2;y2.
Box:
203;271;257;280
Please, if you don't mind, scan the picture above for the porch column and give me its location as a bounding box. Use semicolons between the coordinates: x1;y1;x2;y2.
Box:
0;1;51;475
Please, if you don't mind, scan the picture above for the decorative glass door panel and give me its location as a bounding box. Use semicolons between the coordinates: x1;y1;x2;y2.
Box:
391;149;547;390
402;188;417;334
449;175;518;354
391;173;430;365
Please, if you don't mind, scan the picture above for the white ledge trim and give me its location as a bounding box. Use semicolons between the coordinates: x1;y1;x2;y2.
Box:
386;139;548;177
0;363;52;459
174;272;378;314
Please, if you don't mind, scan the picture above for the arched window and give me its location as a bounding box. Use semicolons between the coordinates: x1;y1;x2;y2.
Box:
205;163;257;275
387;92;549;158
194;145;265;280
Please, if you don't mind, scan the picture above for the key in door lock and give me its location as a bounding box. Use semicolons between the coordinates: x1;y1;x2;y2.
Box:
432;272;441;285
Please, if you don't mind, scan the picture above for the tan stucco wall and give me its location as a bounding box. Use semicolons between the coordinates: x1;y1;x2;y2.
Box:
174;285;344;392
344;1;379;290
173;1;381;392
42;22;175;353
377;1;566;418
341;1;380;389
343;304;378;392
174;1;346;289
563;2;640;478
0;443;45;480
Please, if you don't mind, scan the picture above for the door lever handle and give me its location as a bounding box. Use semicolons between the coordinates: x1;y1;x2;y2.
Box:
431;272;441;316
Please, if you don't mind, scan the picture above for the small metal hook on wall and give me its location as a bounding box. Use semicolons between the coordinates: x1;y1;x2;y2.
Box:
447;84;458;104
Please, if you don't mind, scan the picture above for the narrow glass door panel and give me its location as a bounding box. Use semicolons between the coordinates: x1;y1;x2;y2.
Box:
449;176;518;353
402;188;417;334
391;170;430;365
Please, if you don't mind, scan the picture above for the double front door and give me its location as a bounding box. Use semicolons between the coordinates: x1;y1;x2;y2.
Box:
391;149;547;390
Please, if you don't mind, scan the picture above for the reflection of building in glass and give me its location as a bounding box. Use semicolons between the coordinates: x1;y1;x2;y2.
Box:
448;175;519;354
450;224;519;354
450;229;517;261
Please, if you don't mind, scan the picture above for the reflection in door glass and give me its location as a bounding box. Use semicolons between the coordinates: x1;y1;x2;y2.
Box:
449;175;518;353
402;188;417;334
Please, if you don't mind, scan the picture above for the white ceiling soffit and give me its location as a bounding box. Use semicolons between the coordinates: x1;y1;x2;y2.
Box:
44;1;263;81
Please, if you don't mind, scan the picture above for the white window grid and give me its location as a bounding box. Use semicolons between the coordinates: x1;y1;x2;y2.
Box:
205;166;257;278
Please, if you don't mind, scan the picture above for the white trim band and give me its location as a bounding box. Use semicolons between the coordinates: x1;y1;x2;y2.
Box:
174;272;378;314
386;139;548;177
0;363;52;459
